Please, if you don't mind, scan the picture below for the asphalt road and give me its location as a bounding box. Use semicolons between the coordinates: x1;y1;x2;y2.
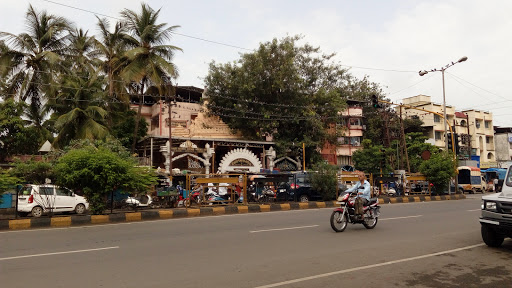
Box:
1;195;511;288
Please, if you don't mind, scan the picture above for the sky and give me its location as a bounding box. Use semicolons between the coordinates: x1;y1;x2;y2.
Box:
2;0;512;126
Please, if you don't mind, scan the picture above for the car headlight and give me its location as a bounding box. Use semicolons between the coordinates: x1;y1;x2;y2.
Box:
484;201;497;211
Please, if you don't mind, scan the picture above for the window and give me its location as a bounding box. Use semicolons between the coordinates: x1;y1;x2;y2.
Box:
435;131;442;140
351;137;361;146
485;121;490;128
56;188;72;196
486;137;490;144
434;114;440;123
475;120;480;129
349;118;361;127
39;187;54;195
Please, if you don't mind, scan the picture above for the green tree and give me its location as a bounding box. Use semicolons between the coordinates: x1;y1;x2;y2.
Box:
120;3;182;153
111;110;148;149
0;170;22;192
419;151;456;194
49;70;109;148
9;160;55;184
0;5;71;126
0;100;42;161
92;16;134;135
310;162;338;200
55;145;157;214
65;28;97;74
93;16;130;100
406;132;439;173
204;35;348;164
352;139;391;175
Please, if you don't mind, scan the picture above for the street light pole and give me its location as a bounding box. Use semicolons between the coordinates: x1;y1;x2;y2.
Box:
419;56;468;194
419;56;468;152
441;68;448;151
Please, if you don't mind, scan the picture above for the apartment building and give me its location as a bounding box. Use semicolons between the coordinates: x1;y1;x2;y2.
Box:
320;99;364;166
400;95;495;167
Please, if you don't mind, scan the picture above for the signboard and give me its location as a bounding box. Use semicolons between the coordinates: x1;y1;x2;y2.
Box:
173;147;206;153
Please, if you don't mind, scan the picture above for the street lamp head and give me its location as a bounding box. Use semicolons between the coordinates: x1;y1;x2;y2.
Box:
458;56;468;63
419;70;428;76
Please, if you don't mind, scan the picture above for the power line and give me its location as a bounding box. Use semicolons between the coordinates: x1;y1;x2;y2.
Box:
41;0;254;51
341;65;416;73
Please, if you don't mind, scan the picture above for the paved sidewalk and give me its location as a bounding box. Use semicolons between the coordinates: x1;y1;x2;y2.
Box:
0;194;466;231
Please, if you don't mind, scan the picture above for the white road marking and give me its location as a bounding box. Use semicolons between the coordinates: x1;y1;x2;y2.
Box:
254;243;486;288
250;225;319;233
0;246;120;261
380;215;422;221
467;209;481;212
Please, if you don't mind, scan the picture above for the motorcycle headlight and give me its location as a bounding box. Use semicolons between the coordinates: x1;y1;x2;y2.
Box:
484;201;497;211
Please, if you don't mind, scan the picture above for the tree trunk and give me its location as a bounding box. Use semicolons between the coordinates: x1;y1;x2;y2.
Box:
130;81;145;154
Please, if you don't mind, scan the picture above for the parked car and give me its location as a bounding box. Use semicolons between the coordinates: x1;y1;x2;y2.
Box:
17;184;89;217
283;172;323;202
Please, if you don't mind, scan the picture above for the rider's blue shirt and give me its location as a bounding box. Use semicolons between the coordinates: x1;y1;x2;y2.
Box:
345;180;371;201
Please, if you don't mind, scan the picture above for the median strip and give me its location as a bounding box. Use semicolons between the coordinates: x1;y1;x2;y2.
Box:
0;194;466;231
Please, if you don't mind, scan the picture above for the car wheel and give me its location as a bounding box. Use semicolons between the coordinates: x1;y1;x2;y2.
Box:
75;203;86;215
299;194;309;203
481;224;504;247
458;188;464;194
31;206;43;218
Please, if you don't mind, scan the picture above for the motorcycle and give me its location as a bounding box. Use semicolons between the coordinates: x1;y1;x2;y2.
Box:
330;191;380;232
123;194;154;210
257;186;276;203
206;190;228;205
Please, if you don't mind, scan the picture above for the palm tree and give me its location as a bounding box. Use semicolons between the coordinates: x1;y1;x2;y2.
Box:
0;5;72;127
65;28;97;74
91;17;133;136
92;17;130;101
51;70;109;148
120;3;182;153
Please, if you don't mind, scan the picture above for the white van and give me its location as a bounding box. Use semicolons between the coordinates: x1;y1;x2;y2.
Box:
17;184;89;217
480;165;512;247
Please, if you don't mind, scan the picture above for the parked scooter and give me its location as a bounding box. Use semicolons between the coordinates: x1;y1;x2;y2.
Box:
330;191;380;232
206;191;228;205
123;194;154;210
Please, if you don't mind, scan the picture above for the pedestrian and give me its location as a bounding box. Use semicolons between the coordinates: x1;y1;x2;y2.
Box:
493;177;499;192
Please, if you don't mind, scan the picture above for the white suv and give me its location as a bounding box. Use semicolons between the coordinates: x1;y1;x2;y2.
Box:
480;165;512;247
17;184;89;217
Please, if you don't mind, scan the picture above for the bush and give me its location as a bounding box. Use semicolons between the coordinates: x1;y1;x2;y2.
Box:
55;146;157;214
310;162;338;200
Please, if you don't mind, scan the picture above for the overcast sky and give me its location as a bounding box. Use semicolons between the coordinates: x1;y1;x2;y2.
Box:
2;0;511;126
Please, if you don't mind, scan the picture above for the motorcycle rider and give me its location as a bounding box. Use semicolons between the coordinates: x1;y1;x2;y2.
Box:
344;171;371;218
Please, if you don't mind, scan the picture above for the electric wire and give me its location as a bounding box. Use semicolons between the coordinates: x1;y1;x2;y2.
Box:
41;0;254;52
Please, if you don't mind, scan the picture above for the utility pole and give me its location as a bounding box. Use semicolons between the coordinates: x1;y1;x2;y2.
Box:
454;118;459;192
167;79;177;185
399;106;410;172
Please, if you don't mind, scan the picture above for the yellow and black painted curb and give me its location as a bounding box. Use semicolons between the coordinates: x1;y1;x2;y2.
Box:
0;194;466;231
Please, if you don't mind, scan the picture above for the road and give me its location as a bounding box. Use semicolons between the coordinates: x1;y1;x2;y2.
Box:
1;195;511;288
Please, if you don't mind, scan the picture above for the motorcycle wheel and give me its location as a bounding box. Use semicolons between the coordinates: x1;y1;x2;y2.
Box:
183;198;191;208
330;210;348;232
363;210;378;229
